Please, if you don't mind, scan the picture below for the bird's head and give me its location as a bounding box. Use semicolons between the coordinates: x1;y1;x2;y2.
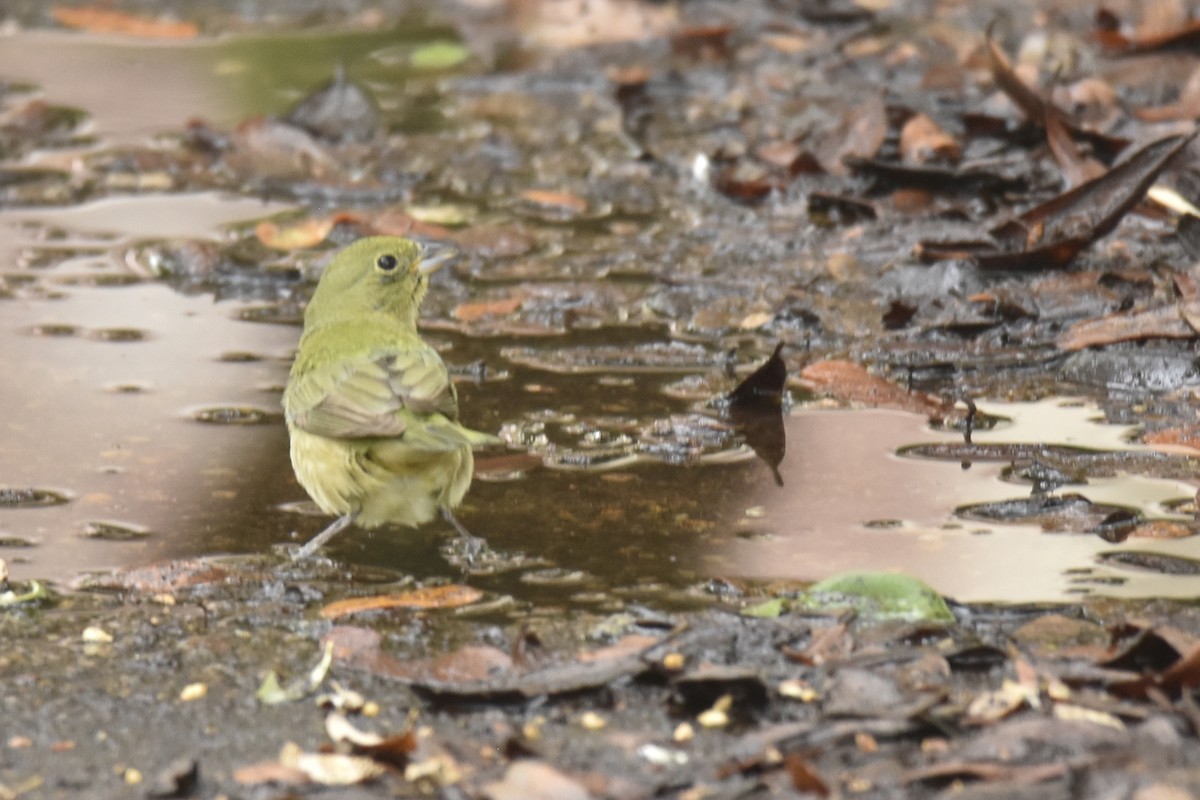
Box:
304;236;456;326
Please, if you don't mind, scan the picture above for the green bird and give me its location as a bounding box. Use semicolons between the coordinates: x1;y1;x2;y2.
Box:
283;236;498;559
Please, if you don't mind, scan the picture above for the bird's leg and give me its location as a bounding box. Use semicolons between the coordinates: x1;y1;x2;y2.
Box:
293;512;357;560
440;506;485;564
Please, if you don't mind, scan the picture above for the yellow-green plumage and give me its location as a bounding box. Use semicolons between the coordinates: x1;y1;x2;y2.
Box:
283;236;496;555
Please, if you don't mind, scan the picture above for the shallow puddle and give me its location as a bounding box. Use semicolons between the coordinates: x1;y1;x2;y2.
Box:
2;196;1198;604
3;23;1200;607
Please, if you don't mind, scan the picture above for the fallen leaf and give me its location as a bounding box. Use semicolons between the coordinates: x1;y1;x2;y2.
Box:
256;217;336;250
232;760;309;786
279;742;385;786
411;41;471;70
285;65;379;144
799;359;951;420
520;189;588;214
453;296;525;323
1052;703;1125;730
1057;305;1195;350
899;113;961;164
320;584;483;619
51;6;198;38
484;759;593;800
964;679;1037;724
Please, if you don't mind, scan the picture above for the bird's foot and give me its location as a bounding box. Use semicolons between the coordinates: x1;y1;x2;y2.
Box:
439;507;493;571
292;513;356;561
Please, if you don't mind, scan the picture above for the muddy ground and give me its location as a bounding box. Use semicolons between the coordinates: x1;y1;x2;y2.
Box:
7;0;1200;797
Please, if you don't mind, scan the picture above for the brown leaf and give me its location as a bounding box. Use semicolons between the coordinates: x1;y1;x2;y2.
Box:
320;584;484;619
228;117;337;179
575;634;662;663
72;558;231;594
1045;105;1106;188
671;24;734;61
1143;426;1200;454
904;760;1067;786
232;760;310;786
978;131;1197;272
51;6;198;38
986;30;1128;164
256;217;337;250
1057;305;1195;350
1095;11;1200;56
520;189;588;214
826;93;887;174
453;295;525;323
485;761;592;800
785;754;829;796
798;359;951;420
898;113;961;165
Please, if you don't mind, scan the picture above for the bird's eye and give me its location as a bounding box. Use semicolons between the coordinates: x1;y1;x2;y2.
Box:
376;254;399;271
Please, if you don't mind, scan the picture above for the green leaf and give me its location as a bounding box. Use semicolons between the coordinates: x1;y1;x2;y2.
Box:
800;571;953;623
256;641;335;704
0;579;48;607
741;598;787;618
410;41;469;70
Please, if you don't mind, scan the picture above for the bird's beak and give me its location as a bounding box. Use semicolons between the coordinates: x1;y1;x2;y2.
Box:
417;242;460;276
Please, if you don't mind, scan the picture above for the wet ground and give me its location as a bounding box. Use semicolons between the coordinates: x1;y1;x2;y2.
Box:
6;0;1200;798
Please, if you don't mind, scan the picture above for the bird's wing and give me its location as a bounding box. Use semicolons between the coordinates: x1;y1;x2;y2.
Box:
285;344;459;440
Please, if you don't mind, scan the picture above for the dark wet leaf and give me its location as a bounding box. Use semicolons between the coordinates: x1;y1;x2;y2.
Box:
145;757;199;799
190;405;283;425
806;191;876;224
985;31;1129;164
1180;214;1200;260
1097;551;1200;576
903;759;1068;787
285;65;379;144
785;754;829;796
0;487;70;508
1101;628;1184;674
958;493;1137;536
727;343;787;407
672;664;769;714
976;131;1197;271
795;0;873;23
822;668;913;718
847;157;1025;195
1059;348;1200;391
82;521;151;541
944;644;1010;672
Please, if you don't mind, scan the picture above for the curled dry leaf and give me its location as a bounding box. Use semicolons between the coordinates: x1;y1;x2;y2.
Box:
279;741;386;786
